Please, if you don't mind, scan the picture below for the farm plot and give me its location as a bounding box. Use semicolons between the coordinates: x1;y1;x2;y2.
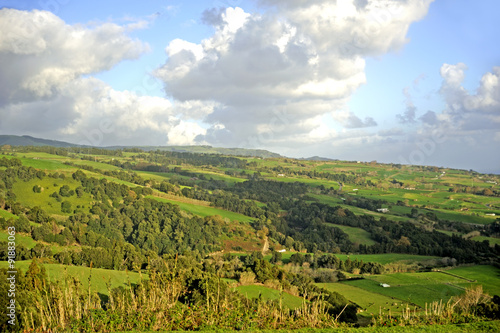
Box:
317;282;403;316
0;260;145;296
325;223;377;246
342;272;468;307
342;279;461;308
148;195;253;222
446;265;500;296
334;254;439;265
5;153;75;170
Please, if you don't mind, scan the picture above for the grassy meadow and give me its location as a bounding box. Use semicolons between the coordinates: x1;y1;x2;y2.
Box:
0;260;145;296
148;195;254;222
235;285;305;309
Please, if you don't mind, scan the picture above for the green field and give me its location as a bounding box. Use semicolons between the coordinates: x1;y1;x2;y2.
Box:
334;254;439;265
317;282;404;316
446;265;500;296
342;274;464;307
0;229;72;254
470;235;500;247
6;153;74;170
148;195;253;222
0;230;37;248
309;194;410;223
326;224;377;246
338;267;500;309
0;208;18;220
12;177;94;215
0;260;145;296
235;285;305;309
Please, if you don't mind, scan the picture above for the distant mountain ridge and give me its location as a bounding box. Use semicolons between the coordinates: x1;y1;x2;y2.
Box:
301;156;339;162
128;145;282;158
0;135;82;148
0;135;282;158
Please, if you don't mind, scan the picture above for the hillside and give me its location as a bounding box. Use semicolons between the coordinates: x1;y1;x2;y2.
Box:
0;135;82;148
0;145;499;332
0;135;282;158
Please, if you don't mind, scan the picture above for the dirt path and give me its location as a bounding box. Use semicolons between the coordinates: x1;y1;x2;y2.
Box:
261;235;269;255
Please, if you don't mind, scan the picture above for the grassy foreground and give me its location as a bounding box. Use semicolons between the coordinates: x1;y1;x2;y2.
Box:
116;320;500;332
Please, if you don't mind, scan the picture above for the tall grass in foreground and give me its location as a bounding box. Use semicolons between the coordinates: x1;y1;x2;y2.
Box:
4;261;498;332
373;285;497;327
10;260;344;332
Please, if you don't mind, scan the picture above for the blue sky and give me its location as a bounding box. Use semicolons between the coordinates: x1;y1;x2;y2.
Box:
0;0;499;173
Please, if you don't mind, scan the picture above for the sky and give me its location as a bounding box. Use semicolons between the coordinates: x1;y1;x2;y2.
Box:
0;0;499;173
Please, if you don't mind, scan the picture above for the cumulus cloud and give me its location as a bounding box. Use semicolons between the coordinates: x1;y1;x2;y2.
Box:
438;63;500;127
155;0;433;149
0;75;199;146
388;64;500;172
0;9;149;104
0;8;191;146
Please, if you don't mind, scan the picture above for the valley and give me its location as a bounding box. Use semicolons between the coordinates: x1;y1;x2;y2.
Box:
0;144;499;332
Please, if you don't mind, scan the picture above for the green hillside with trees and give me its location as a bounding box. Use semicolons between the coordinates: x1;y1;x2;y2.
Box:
0;144;499;332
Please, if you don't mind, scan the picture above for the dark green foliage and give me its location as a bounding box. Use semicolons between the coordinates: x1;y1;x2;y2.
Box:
26;206;50;224
270;250;282;264
474;295;500;319
61;200;72;213
14;215;31;233
59;184;74;197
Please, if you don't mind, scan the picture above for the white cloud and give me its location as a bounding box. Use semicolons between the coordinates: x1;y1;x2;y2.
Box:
0;8;148;105
0;9;190;147
438;63;500;124
155;1;433;149
379;64;500;172
167;121;207;146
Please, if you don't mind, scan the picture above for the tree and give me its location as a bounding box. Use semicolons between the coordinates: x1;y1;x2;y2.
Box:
270;250;282;264
61;201;72;213
75;186;84;198
59;185;74;197
284;236;294;249
483;188;494;196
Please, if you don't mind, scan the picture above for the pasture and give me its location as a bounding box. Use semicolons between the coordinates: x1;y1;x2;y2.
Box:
235;285;305;309
0;230;37;248
12;177;93;215
0;209;18;220
446;265;500;295
148;195;253;222
0;260;145;296
342;275;464;307
334;254;439;265
325;223;377;246
317;282;403;316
